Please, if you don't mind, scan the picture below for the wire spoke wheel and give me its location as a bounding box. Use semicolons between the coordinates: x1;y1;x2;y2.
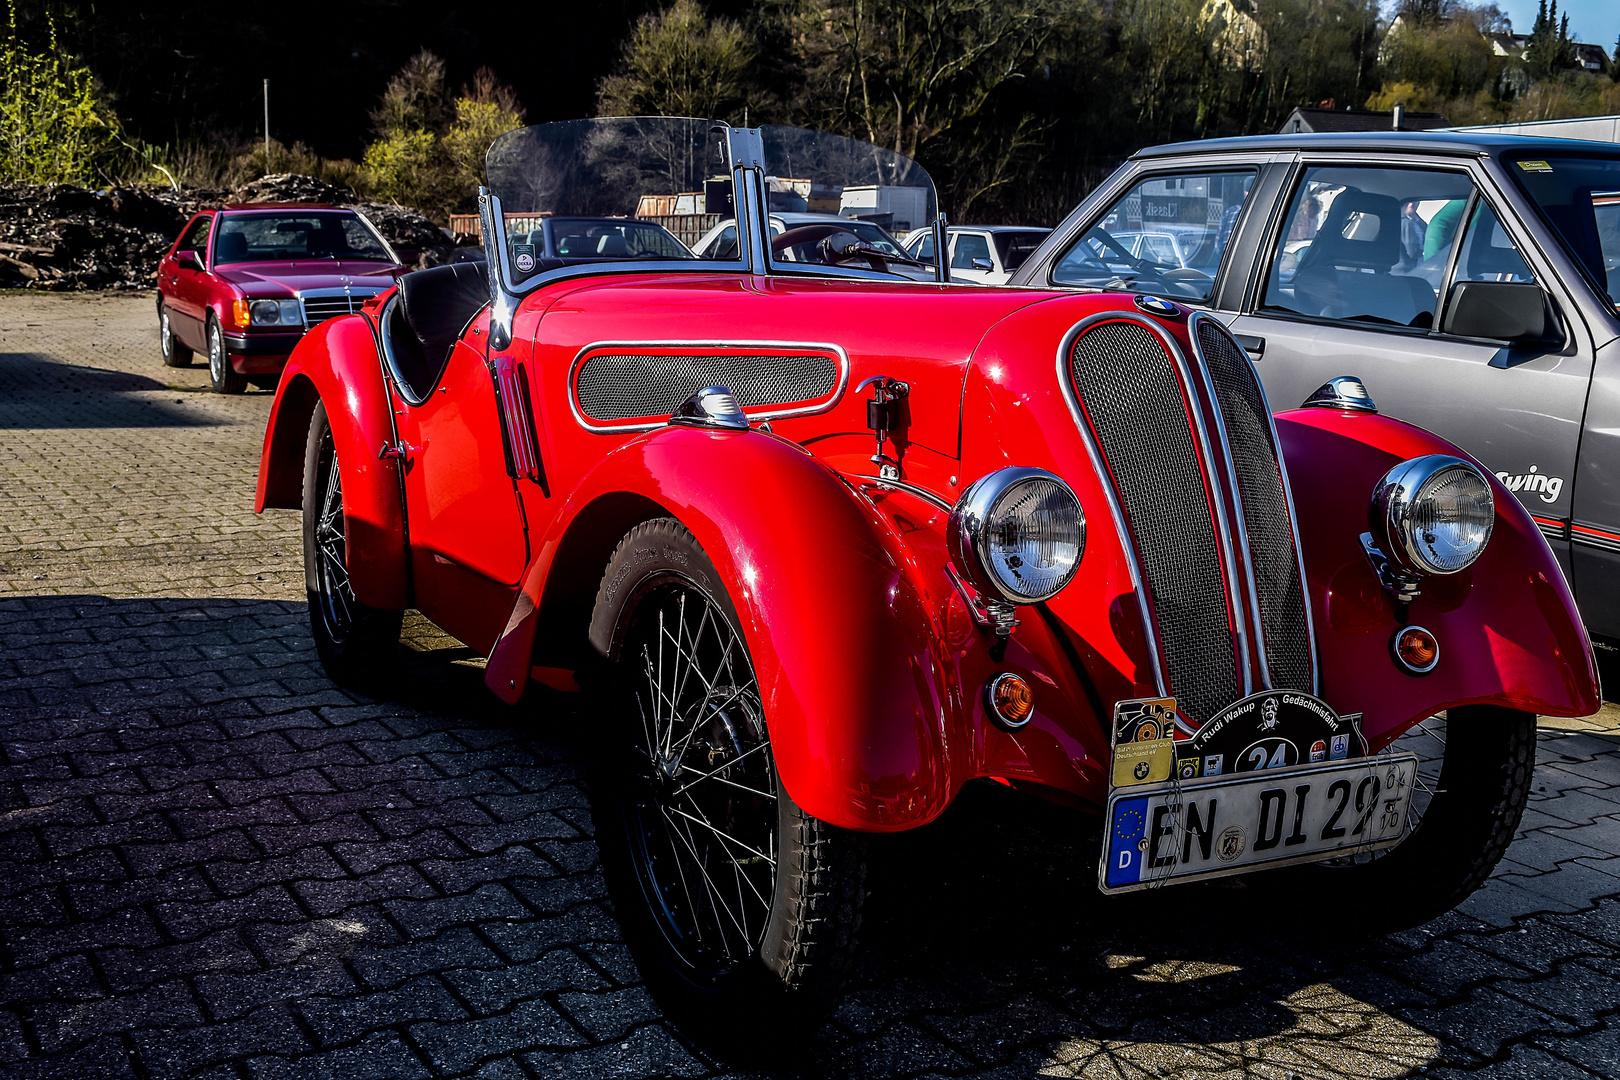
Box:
621;580;776;978
1275;704;1534;931
1319;713;1446;869
590;518;866;1035
300;401;401;685
312;430;358;646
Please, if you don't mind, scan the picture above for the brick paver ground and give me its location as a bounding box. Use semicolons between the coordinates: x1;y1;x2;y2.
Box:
2;291;1619;1079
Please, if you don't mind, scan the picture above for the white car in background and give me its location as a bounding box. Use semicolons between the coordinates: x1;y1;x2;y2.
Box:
901;225;1052;284
692;212;910;261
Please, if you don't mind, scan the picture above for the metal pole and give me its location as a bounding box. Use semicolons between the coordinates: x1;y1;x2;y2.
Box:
263;79;271;161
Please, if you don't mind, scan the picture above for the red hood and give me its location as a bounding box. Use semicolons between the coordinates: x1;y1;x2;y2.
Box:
213;260;405;294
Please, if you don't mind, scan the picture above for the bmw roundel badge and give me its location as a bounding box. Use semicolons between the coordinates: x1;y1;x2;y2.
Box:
1133;294;1182;317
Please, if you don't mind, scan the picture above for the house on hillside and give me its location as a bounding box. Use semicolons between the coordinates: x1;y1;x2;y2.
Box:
1279;106;1451;134
1487;31;1530;59
1574;42;1611;74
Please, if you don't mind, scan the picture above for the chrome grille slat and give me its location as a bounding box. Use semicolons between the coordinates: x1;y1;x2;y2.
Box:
1068;319;1241;728
299;290;382;327
1194;317;1314;692
576;352;837;421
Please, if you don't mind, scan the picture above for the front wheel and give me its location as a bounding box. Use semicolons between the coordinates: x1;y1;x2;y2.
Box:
206;314;246;394
1285;705;1535;931
588;519;867;1041
302;401;402;686
159;303;192;367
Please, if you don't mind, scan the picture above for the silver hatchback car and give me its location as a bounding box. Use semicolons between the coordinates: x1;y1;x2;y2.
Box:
1013;132;1620;678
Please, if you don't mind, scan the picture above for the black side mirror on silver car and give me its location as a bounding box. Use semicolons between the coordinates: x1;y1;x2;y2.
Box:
1442;280;1556;345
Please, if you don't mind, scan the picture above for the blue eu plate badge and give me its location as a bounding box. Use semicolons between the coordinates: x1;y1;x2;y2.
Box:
1106;797;1150;888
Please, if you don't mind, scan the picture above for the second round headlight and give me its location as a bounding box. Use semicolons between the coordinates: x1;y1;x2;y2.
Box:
1372;454;1495;575
948;467;1085;603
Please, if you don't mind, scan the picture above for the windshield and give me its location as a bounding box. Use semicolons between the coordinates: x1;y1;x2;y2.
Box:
760;125;934;275
542;217;693;259
486;117;732;283
1505;154;1620;310
484;117;939;287
214;212;392;264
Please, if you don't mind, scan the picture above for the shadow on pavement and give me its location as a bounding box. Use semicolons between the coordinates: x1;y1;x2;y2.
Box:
0;593;1599;1078
0;351;231;429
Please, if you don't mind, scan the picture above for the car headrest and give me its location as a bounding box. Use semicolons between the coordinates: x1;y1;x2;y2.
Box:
215;232;247;263
597;234;630;256
1310;190;1401;271
397;262;491;382
557;235;589;256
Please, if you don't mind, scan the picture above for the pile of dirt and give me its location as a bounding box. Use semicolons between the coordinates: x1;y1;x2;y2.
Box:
0;175;458;290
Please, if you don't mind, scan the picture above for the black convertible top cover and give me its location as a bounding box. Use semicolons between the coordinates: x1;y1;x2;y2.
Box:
389;262;489;400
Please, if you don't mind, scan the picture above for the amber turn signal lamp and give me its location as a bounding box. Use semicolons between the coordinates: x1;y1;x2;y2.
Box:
1393;625;1440;675
987;672;1034;729
231;298;252;328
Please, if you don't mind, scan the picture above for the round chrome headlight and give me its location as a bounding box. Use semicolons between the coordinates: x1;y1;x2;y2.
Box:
1371;455;1495;575
948;467;1085;603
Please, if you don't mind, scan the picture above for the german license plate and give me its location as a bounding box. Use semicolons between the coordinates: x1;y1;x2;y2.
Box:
1099;755;1418;893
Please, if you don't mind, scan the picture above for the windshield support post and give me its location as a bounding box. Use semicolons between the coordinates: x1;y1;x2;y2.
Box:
932;213;951;284
479;186;519;351
727;127;769;275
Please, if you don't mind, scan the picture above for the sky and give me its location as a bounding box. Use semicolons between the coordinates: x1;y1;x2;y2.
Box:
1487;0;1619;51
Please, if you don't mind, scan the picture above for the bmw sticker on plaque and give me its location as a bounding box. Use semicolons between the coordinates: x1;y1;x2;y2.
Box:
1100;692;1418;893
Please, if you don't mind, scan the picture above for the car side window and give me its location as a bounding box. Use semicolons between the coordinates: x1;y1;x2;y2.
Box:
706;225;738;259
952;232;992;269
911;233;935;260
176;216;212;260
1262;166;1473;330
1051;169;1256;302
1454;202;1535;284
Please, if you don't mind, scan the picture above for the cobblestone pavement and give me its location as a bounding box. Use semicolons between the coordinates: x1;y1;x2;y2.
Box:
2;291;1619;1080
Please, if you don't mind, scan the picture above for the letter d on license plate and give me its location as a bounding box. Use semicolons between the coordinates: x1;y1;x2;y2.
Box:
1099;755;1418;893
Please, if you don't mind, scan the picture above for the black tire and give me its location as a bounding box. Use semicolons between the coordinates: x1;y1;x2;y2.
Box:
587;518;866;1042
302;401;403;686
158;302;192;367
1284;705;1535;931
206;314;247;394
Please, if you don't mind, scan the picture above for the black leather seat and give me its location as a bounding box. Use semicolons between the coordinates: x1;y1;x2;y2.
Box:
383;262;489;401
1291;191;1437;327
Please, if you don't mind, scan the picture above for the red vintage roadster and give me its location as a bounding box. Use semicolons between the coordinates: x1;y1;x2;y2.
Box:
254;118;1599;1030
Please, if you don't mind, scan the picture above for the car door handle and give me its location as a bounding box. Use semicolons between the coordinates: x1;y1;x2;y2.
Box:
378;441;422;461
1233;334;1264;358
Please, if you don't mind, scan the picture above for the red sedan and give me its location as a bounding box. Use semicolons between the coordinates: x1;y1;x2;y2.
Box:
156;203;411;393
254;118;1598;1037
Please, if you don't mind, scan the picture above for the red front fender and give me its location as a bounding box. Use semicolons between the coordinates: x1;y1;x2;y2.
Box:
253;314;408;611
1279;407;1600;744
491;425;960;831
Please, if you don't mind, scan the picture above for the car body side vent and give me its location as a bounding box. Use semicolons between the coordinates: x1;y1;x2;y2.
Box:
491;356;548;496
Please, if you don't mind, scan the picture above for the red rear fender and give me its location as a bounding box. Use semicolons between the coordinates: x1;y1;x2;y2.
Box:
1279;407;1600;742
254;316;408;610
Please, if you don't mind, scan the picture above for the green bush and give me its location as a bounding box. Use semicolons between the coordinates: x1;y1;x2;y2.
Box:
360;51;525;222
0;4;119;184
